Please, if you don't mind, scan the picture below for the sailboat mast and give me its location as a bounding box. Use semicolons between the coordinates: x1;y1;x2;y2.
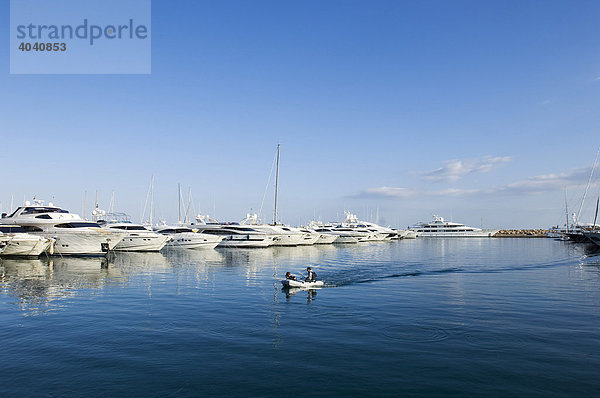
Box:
178;183;181;224
273;144;280;225
564;188;569;233
149;175;154;227
593;198;599;231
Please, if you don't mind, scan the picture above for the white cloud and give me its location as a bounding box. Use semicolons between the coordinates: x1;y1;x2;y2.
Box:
352;166;596;200
422;156;512;182
493;167;593;195
352;186;479;199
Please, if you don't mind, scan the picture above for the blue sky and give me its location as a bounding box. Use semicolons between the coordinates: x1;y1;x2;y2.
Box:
2;0;600;228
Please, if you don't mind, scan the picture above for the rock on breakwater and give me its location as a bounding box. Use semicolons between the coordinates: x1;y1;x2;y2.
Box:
494;229;549;238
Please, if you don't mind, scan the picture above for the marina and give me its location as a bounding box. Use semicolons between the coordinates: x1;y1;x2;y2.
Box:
4;0;600;396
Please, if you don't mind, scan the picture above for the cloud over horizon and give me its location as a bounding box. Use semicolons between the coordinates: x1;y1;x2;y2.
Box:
421;156;512;182
352;166;596;200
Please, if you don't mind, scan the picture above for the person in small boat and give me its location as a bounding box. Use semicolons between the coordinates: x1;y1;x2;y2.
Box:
305;267;316;282
285;272;296;280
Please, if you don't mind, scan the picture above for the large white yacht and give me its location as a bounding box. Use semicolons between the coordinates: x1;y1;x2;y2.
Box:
296;227;337;244
240;214;306;246
338;212;395;241
192;214;276;248
154;224;224;249
409;215;498;237
0;225;54;257
1;200;126;255
95;212;170;252
307;221;359;244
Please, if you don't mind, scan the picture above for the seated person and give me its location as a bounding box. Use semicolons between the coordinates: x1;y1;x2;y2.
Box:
285;272;296;280
305;267;317;282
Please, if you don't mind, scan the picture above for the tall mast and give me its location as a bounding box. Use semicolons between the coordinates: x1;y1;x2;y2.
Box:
178;183;181;225
186;187;192;224
593;198;599;231
149;175;154;227
273;144;280;225
564;188;569;233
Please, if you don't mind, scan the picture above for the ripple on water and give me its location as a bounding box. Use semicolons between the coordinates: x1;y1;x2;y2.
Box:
382;324;450;343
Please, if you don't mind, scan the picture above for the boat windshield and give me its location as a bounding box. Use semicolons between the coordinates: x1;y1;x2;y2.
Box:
55;222;101;228
20;207;69;215
109;225;148;231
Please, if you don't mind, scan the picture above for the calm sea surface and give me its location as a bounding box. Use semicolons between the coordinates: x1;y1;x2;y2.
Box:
1;238;600;397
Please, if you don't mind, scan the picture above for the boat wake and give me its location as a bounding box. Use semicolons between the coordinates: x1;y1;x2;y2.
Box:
317;257;573;287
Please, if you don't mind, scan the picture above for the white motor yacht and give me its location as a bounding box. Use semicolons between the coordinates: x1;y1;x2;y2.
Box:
409;215;498;237
1;200;126;256
240;214;305;246
0;225;54;256
192;214;276;248
97;213;170;252
340;212;396;241
297;227;337;244
154;224;223;249
307;221;358;243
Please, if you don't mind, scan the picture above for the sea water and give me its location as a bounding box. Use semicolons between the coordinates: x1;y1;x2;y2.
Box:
1;239;599;396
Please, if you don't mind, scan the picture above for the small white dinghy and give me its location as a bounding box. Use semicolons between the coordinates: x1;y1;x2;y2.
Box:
281;279;324;288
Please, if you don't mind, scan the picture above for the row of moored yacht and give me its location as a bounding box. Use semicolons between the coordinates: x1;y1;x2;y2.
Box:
0;202;418;257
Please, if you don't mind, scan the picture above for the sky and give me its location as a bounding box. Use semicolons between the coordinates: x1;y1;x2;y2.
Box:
2;0;600;228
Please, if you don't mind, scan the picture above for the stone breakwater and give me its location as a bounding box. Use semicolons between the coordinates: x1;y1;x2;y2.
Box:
493;229;549;238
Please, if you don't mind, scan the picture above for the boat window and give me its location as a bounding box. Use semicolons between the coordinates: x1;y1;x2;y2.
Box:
126;226;148;231
175;228;191;233
6;208;23;218
56;222;101;228
35;214;52;219
203;230;227;235
0;226;26;233
160;229;175;234
21;226;44;232
22;207;69;215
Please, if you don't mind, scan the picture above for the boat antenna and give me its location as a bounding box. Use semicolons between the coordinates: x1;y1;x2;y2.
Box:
577;146;600;224
593;197;599;231
109;191;115;214
186;187;192;224
273;143;280;225
178;183;181;225
150;175;154;227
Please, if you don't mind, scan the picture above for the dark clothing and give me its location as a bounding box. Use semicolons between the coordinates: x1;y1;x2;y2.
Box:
305;270;316;282
286;274;296;280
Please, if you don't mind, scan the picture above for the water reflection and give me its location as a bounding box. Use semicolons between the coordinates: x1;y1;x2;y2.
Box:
0;256;113;314
282;286;318;302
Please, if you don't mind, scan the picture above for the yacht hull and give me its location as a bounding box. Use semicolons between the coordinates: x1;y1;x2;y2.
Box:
43;230;126;256
217;235;273;248
333;236;359;244
114;234;170;252
416;230;498;237
166;233;223;249
0;235;53;257
315;234;338;244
